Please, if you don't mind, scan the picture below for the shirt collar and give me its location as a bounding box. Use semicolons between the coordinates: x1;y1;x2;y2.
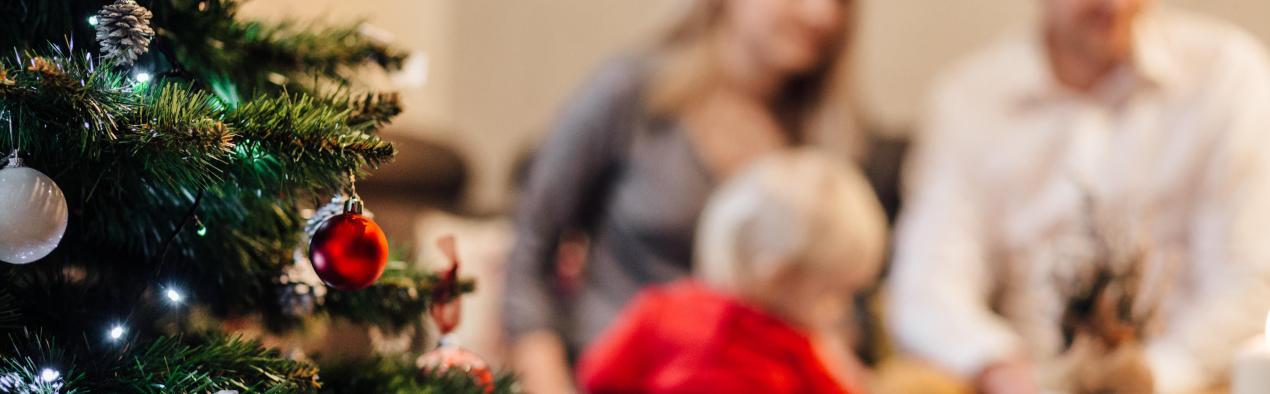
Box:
1014;9;1181;103
1131;11;1183;91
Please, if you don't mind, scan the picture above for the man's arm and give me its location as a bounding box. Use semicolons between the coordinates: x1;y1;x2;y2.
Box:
1145;36;1270;393
888;78;1028;382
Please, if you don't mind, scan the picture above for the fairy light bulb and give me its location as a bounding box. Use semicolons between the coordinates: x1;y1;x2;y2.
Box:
39;368;58;383
108;324;125;341
194;216;207;237
164;287;183;304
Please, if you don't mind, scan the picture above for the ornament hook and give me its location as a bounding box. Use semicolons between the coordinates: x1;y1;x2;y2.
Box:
344;169;363;214
344;195;364;214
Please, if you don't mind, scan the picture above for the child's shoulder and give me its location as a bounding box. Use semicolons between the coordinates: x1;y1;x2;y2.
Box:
623;280;729;324
630;280;719;308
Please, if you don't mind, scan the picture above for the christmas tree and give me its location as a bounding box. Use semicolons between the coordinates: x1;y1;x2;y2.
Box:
0;0;512;392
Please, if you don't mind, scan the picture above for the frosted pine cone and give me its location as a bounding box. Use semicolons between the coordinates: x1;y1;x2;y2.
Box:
304;196;347;238
277;281;318;318
95;0;156;67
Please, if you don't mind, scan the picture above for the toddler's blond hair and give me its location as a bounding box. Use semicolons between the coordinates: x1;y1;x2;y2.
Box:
695;149;887;326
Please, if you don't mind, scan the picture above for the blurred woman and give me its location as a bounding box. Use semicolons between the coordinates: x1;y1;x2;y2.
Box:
502;0;860;391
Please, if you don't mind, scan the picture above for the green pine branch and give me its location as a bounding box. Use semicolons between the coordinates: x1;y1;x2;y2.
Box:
103;336;320;393
318;356;518;394
0;332;84;394
1;49;133;157
0;291;21;332
0;46;399;336
323;266;477;330
0;330;514;394
0;330;316;393
1;1;406;103
151;0;407;101
234;18;407;79
344;92;404;132
225;91;395;193
0;1;500;391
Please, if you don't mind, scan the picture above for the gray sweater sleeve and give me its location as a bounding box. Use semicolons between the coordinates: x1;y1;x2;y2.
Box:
501;55;645;341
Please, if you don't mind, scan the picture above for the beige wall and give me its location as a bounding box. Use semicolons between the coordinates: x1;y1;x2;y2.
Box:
857;0;1270;130
446;0;677;211
855;1;1037;130
241;0;1270;211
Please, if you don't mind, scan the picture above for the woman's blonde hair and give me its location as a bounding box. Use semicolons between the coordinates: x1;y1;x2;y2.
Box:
646;0;863;160
695;149;887;302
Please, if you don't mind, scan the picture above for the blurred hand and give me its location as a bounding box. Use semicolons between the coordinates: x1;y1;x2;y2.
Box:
1061;337;1154;393
512;330;577;394
977;359;1039;394
809;330;869;394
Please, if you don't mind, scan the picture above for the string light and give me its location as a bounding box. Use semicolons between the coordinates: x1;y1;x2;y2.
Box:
38;368;58;383
133;72;152;84
164;286;184;304
194;215;208;237
107;324;125;341
87;16;99;26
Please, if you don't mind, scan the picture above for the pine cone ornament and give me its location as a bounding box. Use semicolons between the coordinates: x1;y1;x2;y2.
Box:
277;281;319;318
304;194;375;238
276;254;328;318
95;0;156;67
305;196;348;238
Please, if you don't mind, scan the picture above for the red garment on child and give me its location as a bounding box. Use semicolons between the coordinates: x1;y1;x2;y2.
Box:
577;281;851;394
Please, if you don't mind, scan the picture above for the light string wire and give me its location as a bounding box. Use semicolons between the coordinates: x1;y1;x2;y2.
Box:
5;109;15;159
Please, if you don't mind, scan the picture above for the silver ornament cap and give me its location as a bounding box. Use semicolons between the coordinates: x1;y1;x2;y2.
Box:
343;195;364;215
0;151;69;264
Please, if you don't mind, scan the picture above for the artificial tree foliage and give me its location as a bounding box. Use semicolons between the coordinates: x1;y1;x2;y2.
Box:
0;1;508;392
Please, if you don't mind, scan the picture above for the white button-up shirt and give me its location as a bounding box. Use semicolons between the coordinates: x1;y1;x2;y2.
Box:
890;7;1270;392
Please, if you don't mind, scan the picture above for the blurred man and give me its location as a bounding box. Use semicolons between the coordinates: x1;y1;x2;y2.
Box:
890;0;1270;393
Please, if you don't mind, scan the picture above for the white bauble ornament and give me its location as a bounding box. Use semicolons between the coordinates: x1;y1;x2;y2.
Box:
0;154;68;264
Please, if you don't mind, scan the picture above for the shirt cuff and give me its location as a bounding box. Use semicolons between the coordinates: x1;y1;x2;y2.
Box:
895;310;1023;378
944;324;1024;378
1146;341;1207;393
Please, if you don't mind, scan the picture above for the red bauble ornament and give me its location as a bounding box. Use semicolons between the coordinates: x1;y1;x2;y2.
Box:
309;199;388;291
